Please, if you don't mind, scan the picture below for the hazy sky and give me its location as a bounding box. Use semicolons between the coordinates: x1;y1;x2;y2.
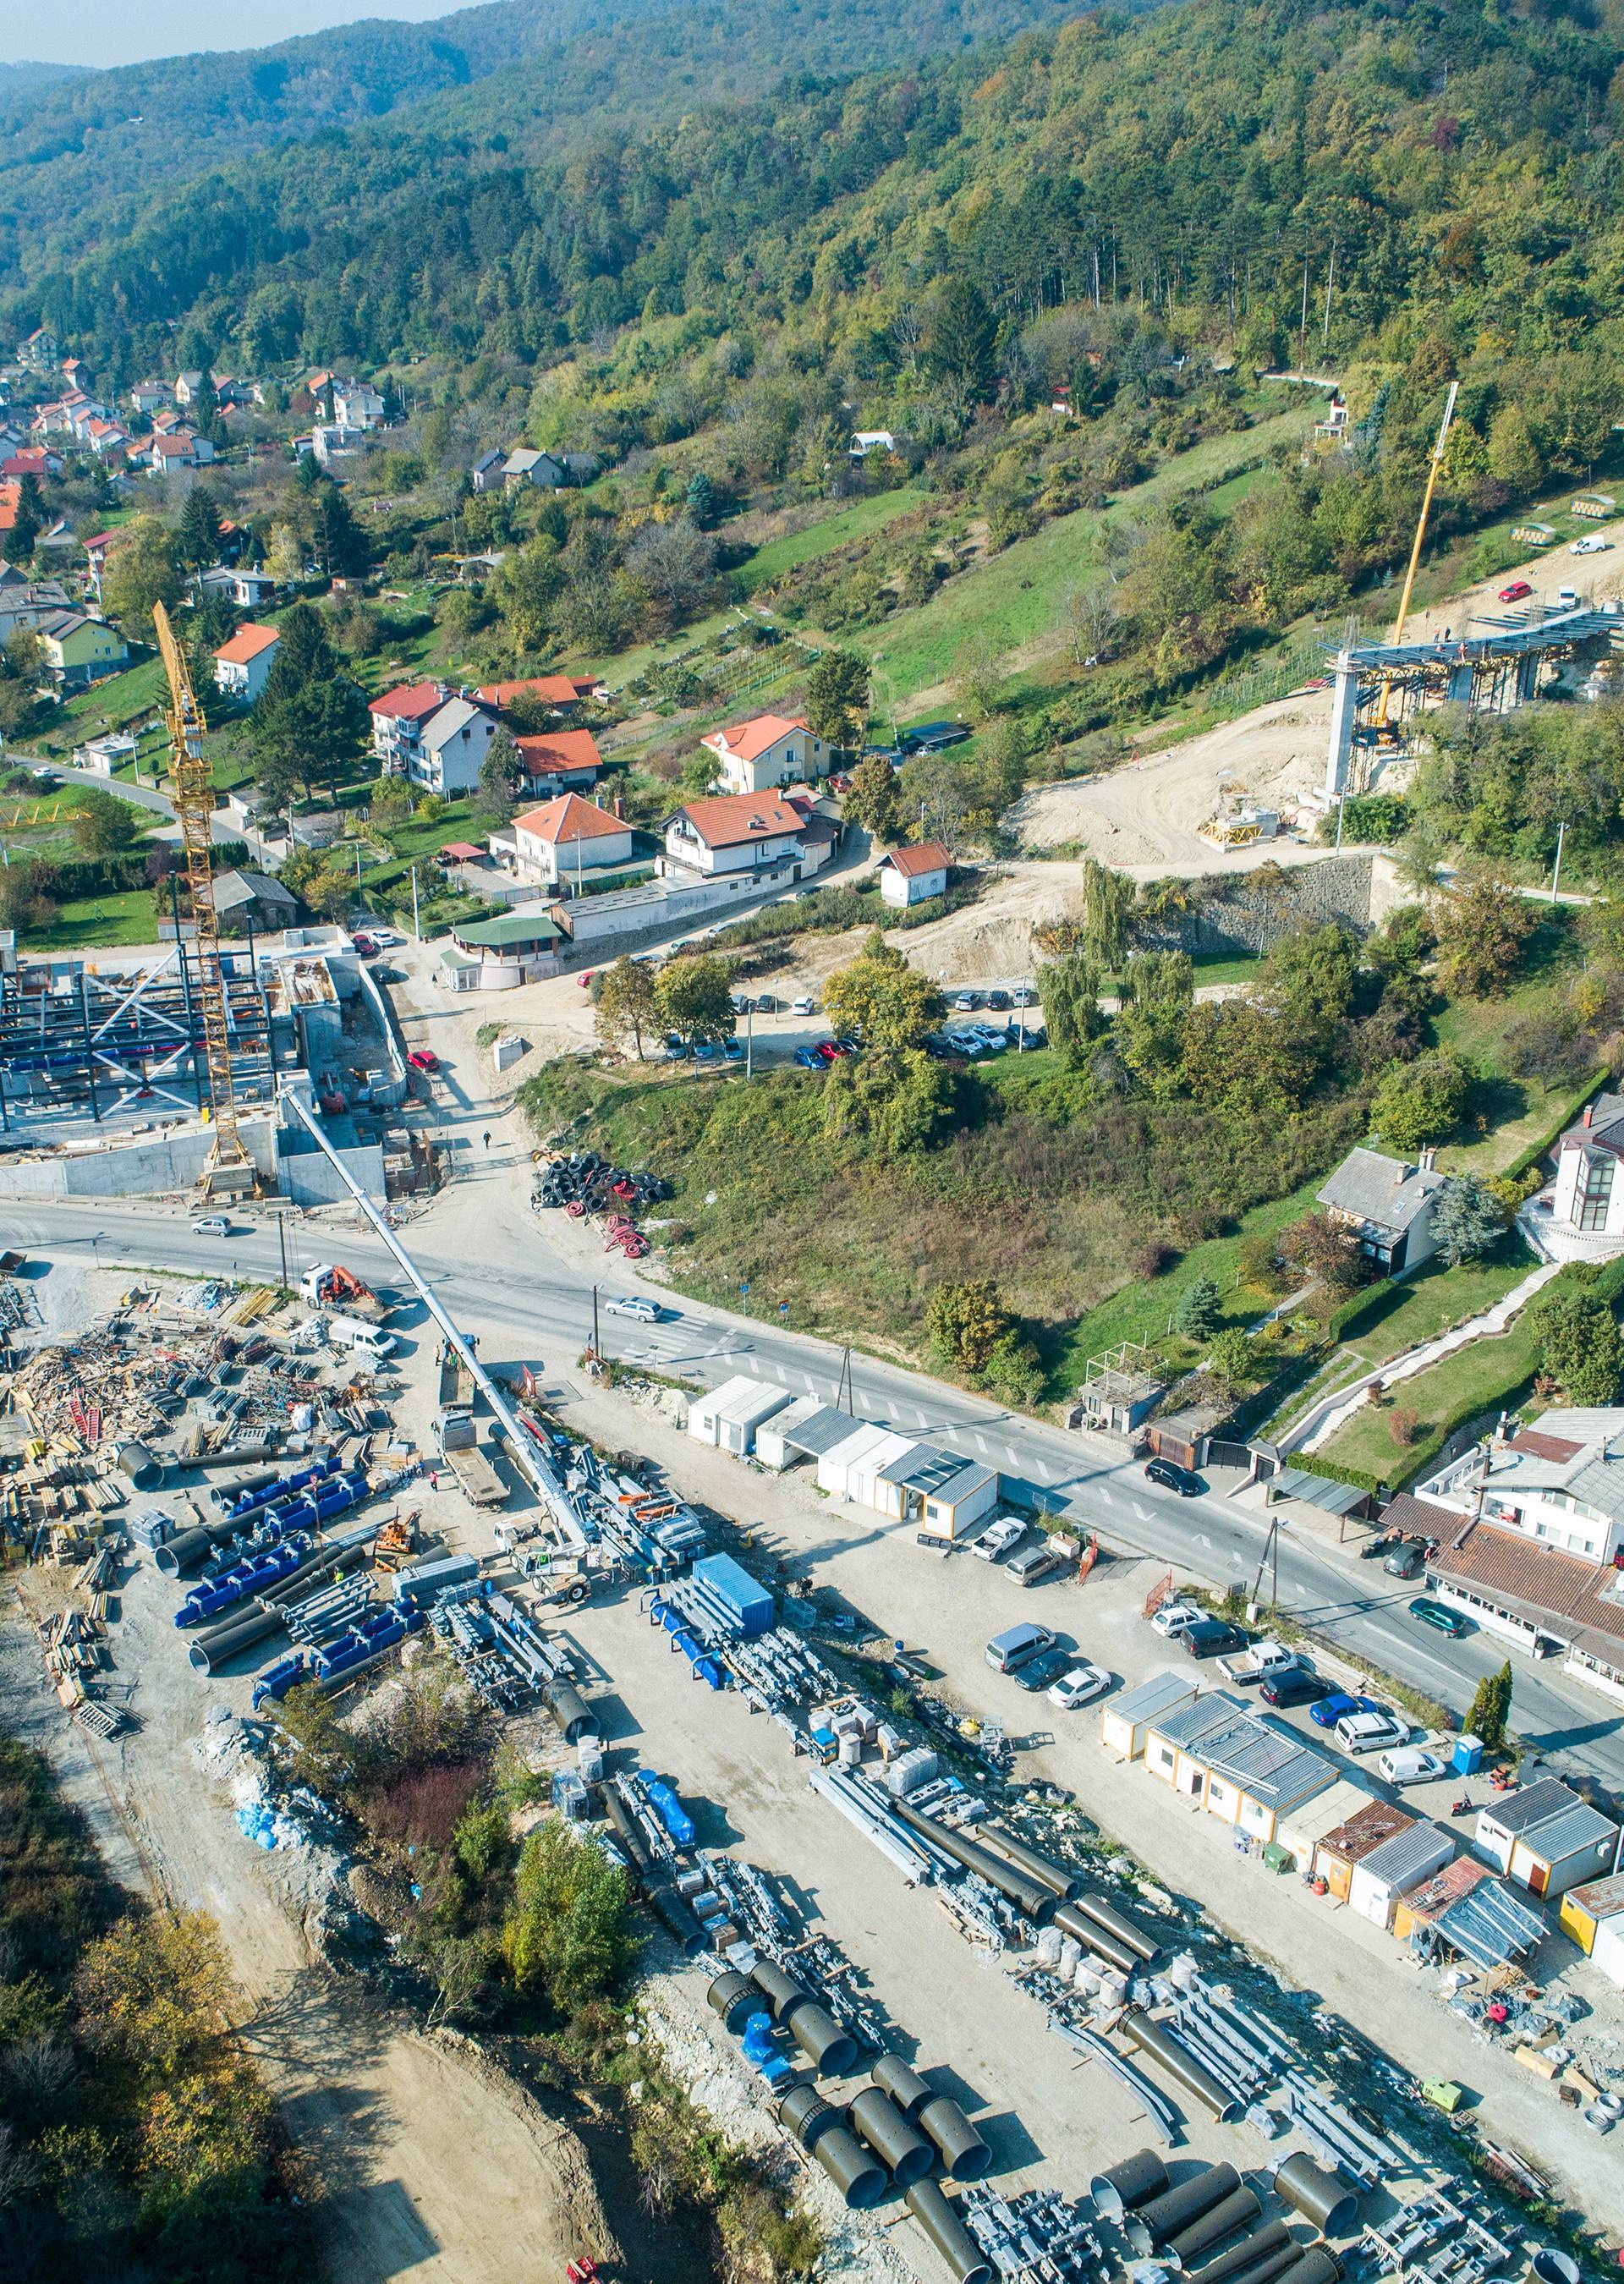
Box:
10;1;477;70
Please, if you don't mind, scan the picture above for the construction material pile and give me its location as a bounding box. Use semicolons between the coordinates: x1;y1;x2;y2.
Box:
532;1151;669;1216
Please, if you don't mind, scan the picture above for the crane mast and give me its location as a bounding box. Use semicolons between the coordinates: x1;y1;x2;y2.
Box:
152;601;250;1183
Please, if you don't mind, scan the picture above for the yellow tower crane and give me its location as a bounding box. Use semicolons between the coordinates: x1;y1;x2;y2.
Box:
152;601;253;1191
1372;381;1460;750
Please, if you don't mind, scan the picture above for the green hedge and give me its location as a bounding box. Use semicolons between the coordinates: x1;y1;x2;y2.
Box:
1287;1449;1384;1496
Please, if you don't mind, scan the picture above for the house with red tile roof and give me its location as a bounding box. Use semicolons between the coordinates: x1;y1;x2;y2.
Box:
700;711;831;795
502;793;634;889
368;681;447;769
664;788;818;878
878;839;950;907
213;623;281;701
513;727;603;794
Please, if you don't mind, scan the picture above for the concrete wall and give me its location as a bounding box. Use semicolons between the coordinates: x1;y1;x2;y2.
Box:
277;1134;386;1206
0;1112;278;1198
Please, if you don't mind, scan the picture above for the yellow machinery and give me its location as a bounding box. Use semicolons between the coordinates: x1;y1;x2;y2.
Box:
1373;381;1459;744
152;601;253;1192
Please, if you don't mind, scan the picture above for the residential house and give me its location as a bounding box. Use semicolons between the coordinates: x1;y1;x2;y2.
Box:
1139;1690;1335;1845
1524;1092;1624;1262
1416;1407;1624;1702
499;794;632;891
147;431;214;475
81;530;121;591
1475;1778;1620;1898
59;356;90;393
701;711;832;795
469;448;507;493
213;623;282;703
368;682;447;771
129;380;172;415
1310;1799;1417;1900
211;870;299;936
501;447;567;489
513;728;603;796
71;732;137;775
2;444;62;480
411;696;498;796
879;841;950;908
196;565;279;611
83;417;130;459
310;422;363;469
474;673;602;714
33;610;127;689
332;382;386;430
663;789;820;880
0;575;74;643
1099;1672;1199;1761
19;327;59;371
1559;1873;1624;1987
1316;1145;1446;1273
1347;1822;1457;1930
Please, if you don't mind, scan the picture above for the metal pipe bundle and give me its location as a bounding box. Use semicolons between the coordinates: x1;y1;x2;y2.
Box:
917;2095;991;2181
1130;2165;1243;2256
848;2088;934;2187
890;1799;1056;1922
1122;2009;1241;2122
904;2180;993;2284
1188;2222;1295;2284
982;1824;1080;1900
1272;2155;1358;2238
1052;1898;1139;1975
1071;1890;1160;1963
1166;2185;1264;2268
1090;2148;1170;2221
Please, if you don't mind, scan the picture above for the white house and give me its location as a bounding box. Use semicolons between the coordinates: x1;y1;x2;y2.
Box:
212;623;281;702
368;682;447;771
1139;1691;1335;1846
664;790;813;879
502;793;632;890
1316;1145;1446;1274
1347;1821;1457;1930
688;1375;793;1456
469;449;507;493
879;840;950;907
147;430;213;475
1476;1779;1619;1899
701;711;832;795
412;697;498;796
1525;1093;1624;1261
333;382;387;430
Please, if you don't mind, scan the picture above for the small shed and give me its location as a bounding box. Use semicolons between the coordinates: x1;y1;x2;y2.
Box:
1394;1861;1546;1969
1348;1821;1456;1930
757;1402;856;1473
1558;1870;1624;1958
753;1395;824;1470
1313;1799;1418;1901
1275;1776;1380;1874
816;1421;893;1498
918;1459;998;1538
1477;1780;1621;1898
687;1375;793;1456
879;841;950;908
843;1430;920;1512
1100;1670;1198;1760
1175;1699;1336;1844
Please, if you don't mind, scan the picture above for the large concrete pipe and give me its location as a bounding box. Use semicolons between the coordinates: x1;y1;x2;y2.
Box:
544;1680;598;1744
1130;2165;1243;2256
982;1824;1080;1900
1272;2155;1359;2239
1121;2010;1241;2122
848;2088;935;2188
155;1519;239;1575
601;1786;651;1878
871;2054;933;2118
785;1998;858;2078
1090;2147;1170;2221
751;1960;811;2024
1188;2221;1293;2284
708;1971;761;2034
890;1800;1056;1922
187;1604;282;1673
904;2180;994;2284
1166;2185;1264;2268
809;2125;887;2210
1053;1900;1140;1976
917;2095;992;2181
777;2084;841;2148
1071;1890;1160;1963
644;1885;704;1955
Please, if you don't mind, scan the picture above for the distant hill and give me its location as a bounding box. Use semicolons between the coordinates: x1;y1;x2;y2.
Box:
0;60;87;89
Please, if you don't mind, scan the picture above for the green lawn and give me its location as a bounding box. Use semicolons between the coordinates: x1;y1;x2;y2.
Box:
864;402;1318;702
18;887;158;952
1329;1242;1535;1368
1430;914;1588;1174
735;486;927;597
33;656;169;755
1190;948;1264;991
1316;1318;1539;1488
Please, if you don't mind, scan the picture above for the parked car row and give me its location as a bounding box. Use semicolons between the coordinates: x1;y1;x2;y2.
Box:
664;1033;747;1062
951;986;1037;1012
925;1023;1048;1060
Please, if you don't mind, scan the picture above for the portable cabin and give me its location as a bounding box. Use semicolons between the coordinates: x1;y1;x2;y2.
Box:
1348;1821;1456;1930
687;1375;793;1456
1100;1670;1199;1760
1313;1799;1418;1902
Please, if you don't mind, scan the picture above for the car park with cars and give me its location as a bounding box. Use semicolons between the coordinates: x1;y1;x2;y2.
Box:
1013;1646;1075;1693
1048;1662;1111;1710
985;1622;1056;1673
793;1046;826;1068
1310;1691;1381;1729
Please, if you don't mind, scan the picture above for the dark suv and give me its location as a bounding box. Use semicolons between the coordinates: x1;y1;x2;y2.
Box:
1146;1458;1204;1496
1182;1618;1248;1660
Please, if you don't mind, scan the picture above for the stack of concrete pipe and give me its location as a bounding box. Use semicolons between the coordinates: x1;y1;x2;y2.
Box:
869;2055;991;2180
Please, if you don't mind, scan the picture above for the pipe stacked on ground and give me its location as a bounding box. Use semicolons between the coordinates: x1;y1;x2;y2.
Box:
848;2089;934;2187
1121;2009;1241;2122
776;2086;885;2210
1129;2164;1243;2257
1166;2184;1265;2268
904;2180;992;2284
1188;2221;1296;2284
868;2055;990;2180
1091;2148;1171;2221
888;1799;1056;1922
1272;2154;1359;2237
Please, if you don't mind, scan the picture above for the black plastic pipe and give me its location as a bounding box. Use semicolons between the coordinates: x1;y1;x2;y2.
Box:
1091;2148;1170;2221
707;1971;760;2034
785;1998;858;2078
1273;2155;1359;2238
982;1824;1080;1900
777;2085;840;2149
751;1960;810;2023
917;2095;991;2181
1071;1890;1160;1963
1188;2221;1294;2284
545;1680;597;1743
1053;1900;1140;1976
187;1604;282;1673
1166;2185;1264;2268
601;1785;651;1878
1122;2009;1241;2122
871;2054;933;2118
644;1885;703;1955
810;2125;887;2210
1222;2246;1309;2284
1131;2164;1243;2255
848;2089;935;2187
904;2180;994;2284
890;1799;1056;1922
155;1518;240;1575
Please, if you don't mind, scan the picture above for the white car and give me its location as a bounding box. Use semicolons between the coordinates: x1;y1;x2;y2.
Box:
1149;1600;1201;1637
1572;535;1613;555
368;926;403;948
1555;586;1580;608
1377;1746;1446;1787
792;995;816;1016
1048;1663;1111;1710
953;991;979;1013
606;1294;661;1321
190;1216;231;1237
972;1515;1027;1562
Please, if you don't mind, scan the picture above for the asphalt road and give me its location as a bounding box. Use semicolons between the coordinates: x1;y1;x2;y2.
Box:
8;1192;1620;1792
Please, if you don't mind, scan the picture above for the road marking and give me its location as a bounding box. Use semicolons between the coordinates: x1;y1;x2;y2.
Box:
1195;1534;1210;1547
1133;1502;1152;1522
973;1433;990;1456
1096;1486;1115;1506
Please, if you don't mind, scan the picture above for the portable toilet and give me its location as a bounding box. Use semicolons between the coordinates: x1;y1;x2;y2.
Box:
1452;1733;1484;1777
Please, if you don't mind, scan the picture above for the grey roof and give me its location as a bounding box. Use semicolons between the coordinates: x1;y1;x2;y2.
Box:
1109;1670;1196;1727
1357;1821;1454;1892
1435;1878;1546;1968
1482;1778;1588;1839
1555;1456;1624;1524
1146;1693;1331;1809
1270;1467;1371;1518
878;1443;966;1497
924;1461;997;1510
212;868;296;912
1519;1801;1617;1864
776;1403;859;1459
420;695;486;748
1317;1145;1445;1237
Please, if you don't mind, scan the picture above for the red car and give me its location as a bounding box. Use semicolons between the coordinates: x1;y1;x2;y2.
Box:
1498;579;1533;603
406;1048;439;1073
814;1040;841;1062
351;934;376;957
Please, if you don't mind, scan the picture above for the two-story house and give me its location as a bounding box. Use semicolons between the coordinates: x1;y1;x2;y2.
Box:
1315;1145;1446;1275
368;682;448;771
513;729;604;796
213;623;281;703
1524;1094;1624;1262
34;609;127;690
497;794;634;891
333;382;387;430
663;790;814;879
700;711;832;795
412;697;498;796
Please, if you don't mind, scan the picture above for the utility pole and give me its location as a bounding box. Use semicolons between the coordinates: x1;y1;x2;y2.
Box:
276;1211;289;1293
1299;259;1310;365
411;865;420;940
1550;819;1566;904
591;1283;600;1359
745;998;754;1079
1322;242;1336;346
837;1345;854;1414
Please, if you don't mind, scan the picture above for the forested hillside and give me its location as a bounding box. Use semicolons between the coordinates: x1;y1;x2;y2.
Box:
0;0;1078;290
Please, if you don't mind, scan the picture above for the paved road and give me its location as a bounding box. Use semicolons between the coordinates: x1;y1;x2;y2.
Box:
18;760;245;845
5;1191;1621;1794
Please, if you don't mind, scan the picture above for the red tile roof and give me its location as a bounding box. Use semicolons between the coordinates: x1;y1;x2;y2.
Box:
513;728;602;776
673;790;805;848
1433;1518;1624;1662
702;711;808;764
214;624;280;666
883;840;951;879
513;793;625;844
369;682;443;722
475;675;598;708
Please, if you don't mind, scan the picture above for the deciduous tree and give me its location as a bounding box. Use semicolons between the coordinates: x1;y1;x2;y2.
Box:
595;955;657;1059
1370;1053;1470;1154
824;931;942;1060
1433;873;1534;997
654;953;735;1043
925;1278;1015;1374
842;753;904;842
804;648;870;748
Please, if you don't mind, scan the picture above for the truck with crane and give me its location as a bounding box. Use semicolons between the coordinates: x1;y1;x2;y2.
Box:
299;1264;391;1321
434;1408;508;1507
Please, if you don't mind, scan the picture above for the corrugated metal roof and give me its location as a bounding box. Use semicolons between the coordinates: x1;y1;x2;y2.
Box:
1517;1802;1618;1864
1318;1799;1416;1864
1358;1821;1454;1892
926;1462;997;1509
1437;1878;1546;1968
1109;1670;1197;1727
1482;1778;1587;1838
777;1404;859;1458
1270;1468;1370;1517
1149;1692;1332;1809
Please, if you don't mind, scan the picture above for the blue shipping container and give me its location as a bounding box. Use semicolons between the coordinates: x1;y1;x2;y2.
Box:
692;1553;774;1639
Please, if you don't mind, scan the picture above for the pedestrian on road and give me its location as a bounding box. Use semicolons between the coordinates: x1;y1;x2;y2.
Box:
482;1129;491;1150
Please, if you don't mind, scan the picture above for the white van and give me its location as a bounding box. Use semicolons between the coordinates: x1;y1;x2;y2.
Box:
1336;1710;1408;1756
326;1314;398;1359
1377;1746;1446;1787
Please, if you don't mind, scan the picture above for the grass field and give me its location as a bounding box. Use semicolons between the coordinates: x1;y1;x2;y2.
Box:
864;402;1318;704
18;887;157;952
1430;912;1588;1174
735;486;928;597
1329;1243;1536;1368
1315;1318;1539;1488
